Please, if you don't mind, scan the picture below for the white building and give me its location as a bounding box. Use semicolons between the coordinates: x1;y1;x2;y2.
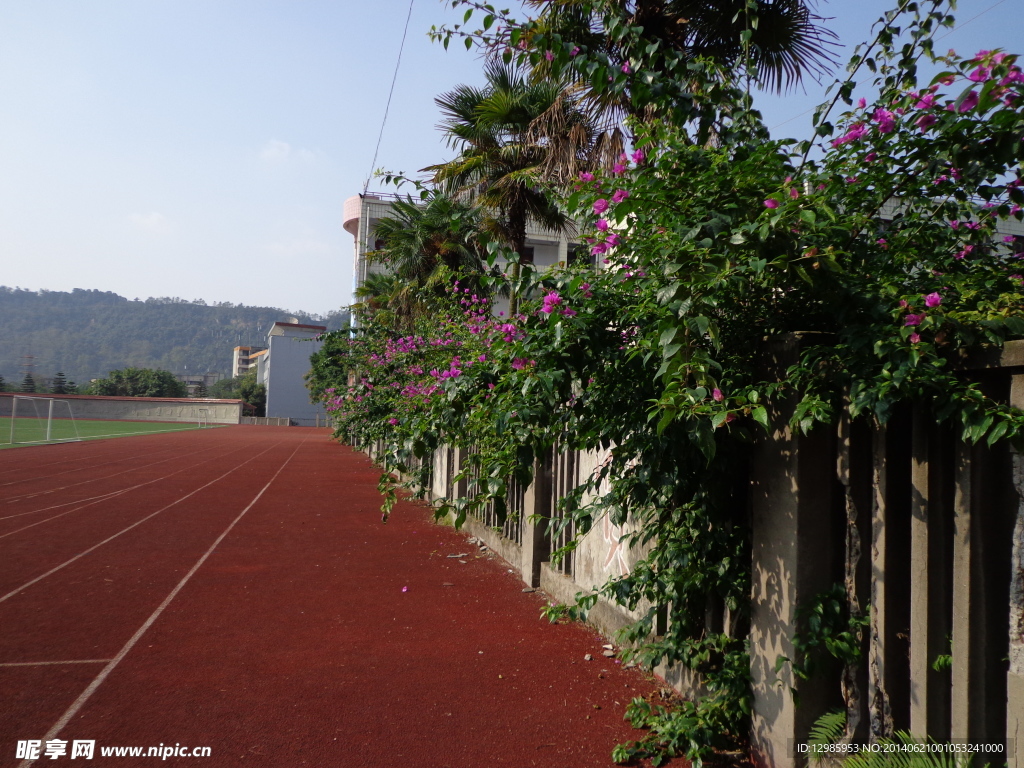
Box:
257;322;327;426
343;192;586;321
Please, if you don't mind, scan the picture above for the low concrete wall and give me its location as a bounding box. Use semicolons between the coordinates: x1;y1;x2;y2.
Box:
0;393;244;424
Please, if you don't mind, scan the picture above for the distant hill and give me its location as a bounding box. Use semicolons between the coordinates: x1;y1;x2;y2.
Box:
0;287;349;388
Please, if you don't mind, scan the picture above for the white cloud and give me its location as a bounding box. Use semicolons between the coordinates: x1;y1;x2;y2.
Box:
129;212;170;234
259;139;317;165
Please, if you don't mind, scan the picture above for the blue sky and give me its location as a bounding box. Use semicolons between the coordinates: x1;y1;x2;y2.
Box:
0;0;1019;315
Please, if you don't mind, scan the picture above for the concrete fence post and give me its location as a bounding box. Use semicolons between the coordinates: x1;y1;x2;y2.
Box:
520;448;553;588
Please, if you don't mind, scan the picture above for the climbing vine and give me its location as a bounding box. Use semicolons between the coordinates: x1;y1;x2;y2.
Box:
311;1;1024;763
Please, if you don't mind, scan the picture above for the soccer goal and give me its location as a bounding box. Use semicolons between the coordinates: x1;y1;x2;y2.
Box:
5;396;81;445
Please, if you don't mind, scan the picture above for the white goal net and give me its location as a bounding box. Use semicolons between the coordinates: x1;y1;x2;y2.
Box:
5;396;81;445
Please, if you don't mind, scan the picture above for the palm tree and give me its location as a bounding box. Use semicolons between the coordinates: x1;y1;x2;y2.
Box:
521;0;838;155
426;61;596;314
372;193;486;285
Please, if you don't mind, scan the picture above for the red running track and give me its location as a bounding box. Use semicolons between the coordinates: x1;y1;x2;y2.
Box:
0;427;673;767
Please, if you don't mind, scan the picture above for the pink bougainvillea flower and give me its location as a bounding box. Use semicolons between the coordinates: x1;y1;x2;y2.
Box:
924;292;942;307
968;66;992;82
916;113;938;131
873;108;896;133
402;586;409;592
596;218;609;231
1005;235;1017;243
857;97;867;108
937;73;956;85
570;46;580;57
910;333;921;344
959;90;980;112
611;188;630;203
631;149;645;163
613;162;627;175
540;291;562;314
544;50;554;61
763;199;779;209
1001;68;1024;85
712;388;724;402
877;238;888;248
904;314;924;326
591;242;609;256
593;198;609;214
864;152;878;163
511;358;531;371
579;171;594;182
606;233;621;246
915;93;937;109
831;122;868;147
789;188;799;199
621;62;631;73
388;418;399;425
561;308;577;317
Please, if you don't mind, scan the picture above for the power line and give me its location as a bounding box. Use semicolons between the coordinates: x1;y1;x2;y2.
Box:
363;0;416;195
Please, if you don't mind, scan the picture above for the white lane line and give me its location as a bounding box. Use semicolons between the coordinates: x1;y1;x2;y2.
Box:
0;659;113;667
0;441;253;531
0;445;179;487
0;442;224;504
18;439;305;768
0;440;286;606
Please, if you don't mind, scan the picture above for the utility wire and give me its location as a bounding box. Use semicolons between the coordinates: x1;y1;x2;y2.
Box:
364;0;416;195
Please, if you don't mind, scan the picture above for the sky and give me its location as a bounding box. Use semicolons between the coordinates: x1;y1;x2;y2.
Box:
0;0;1020;316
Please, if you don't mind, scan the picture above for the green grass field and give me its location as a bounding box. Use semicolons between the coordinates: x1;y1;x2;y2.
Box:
0;416;219;448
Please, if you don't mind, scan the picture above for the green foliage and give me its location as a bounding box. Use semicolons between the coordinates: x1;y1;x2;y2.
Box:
777;585;871;696
20;374;37;393
50;372;68;395
806;711;982;768
237;369;266;417
315;1;1024;764
88;367;188;398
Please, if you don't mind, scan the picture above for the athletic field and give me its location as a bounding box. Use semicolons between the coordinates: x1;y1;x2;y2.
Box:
0;426;668;767
1;417;213;449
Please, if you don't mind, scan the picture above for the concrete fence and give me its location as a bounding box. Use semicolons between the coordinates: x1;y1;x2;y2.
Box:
354;337;1024;768
0;392;244;424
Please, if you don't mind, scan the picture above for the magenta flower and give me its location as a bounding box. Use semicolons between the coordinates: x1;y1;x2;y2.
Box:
621;62;631;74
611;188;630;203
712;388;724;402
831;122;868;147
959;91;979;112
544;50;554;62
924;292;942;308
593;198;609;214
596;219;609;231
570;46;580;57
541;291;562;314
789;188;799;199
857;97;867;108
511;358;530;371
561;308;577;317
606;233;621;246
631;149;645;163
916;113;938;131
388;418;399;425
968;66;992;82
904;314;924;326
764;199;779;209
915;93;937;109
873;108;896;133
613;163;627;175
591;243;609;256
864;152;877;163
910;333;921;344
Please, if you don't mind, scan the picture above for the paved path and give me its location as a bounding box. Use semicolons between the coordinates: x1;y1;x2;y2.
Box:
0;427;667;767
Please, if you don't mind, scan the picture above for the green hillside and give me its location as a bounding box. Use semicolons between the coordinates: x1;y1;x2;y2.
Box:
0;287;349;388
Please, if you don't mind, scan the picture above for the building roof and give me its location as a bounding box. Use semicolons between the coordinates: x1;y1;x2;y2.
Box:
269;321;327;336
